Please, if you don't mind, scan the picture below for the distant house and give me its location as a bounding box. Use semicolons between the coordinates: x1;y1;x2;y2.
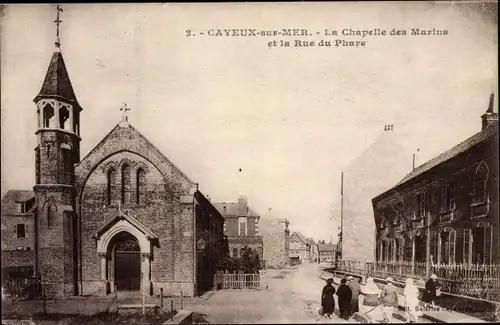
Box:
318;244;337;263
309;239;319;262
289;232;310;262
259;217;290;268
213;196;264;261
1;190;37;278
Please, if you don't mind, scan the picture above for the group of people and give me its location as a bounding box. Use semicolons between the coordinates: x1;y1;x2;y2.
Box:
321;273;441;323
320;275;361;320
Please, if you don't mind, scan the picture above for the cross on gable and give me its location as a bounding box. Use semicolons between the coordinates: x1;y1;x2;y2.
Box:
120;103;131;121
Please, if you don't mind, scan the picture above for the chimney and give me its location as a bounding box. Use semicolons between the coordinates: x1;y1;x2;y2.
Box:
237;196;248;217
481;93;498;130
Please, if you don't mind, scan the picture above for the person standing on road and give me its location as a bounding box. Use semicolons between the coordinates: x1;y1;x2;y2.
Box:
359;277;384;323
347;275;361;318
403;277;422;323
321;278;336;318
336;278;353;320
423;274;440;306
379;277;398;323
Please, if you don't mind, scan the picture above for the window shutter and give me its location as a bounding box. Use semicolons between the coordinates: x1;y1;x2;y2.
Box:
449;182;456;210
449;229;455;264
429;233;437;264
455;229;463;263
484;226;492;265
13;225;17;238
441;185;447;212
463;229;471;264
26;225;29;238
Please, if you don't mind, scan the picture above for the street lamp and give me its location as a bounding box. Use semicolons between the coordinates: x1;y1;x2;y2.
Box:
197;237;207;251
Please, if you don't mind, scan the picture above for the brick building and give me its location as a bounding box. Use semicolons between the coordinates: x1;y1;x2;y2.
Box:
289;232;310;263
317;244;337;263
1;38;226;299
372;94;499;265
213;197;263;260
1;191;37;278
259;217;290;268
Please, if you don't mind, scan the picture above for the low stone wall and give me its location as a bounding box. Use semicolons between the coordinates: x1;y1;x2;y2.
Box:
328;269;499;322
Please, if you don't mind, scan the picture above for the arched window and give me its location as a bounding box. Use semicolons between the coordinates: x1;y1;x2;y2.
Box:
121;163;131;205
59;106;70;130
107;167;117;205
136;168;146;204
232;247;238;258
47;204;55;228
43;104;54;128
473;163;488;203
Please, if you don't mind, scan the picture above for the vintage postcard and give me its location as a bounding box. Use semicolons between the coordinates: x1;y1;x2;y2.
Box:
1;1;498;324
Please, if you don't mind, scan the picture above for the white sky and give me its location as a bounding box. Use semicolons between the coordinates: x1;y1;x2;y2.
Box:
1;2;497;242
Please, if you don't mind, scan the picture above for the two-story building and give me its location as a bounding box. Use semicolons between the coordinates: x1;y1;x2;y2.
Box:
289;232;310;263
372;94;499;266
1;190;37;278
213;196;264;261
318;244;337;263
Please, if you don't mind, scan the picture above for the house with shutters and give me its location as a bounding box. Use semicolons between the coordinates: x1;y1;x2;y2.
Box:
372;94;499;266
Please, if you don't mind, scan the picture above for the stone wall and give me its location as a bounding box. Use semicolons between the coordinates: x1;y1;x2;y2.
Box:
259;218;288;268
78;150;194;296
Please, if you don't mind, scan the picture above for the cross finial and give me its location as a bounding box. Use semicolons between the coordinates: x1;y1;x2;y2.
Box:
120;103;131;121
54;5;64;49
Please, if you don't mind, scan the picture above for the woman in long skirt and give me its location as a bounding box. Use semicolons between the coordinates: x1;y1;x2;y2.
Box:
403;278;422;323
321;278;336;318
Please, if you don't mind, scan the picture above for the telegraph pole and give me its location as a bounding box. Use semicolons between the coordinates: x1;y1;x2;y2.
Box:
340;172;344;259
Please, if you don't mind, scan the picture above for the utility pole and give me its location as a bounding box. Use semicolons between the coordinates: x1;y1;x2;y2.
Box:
340;172;344;259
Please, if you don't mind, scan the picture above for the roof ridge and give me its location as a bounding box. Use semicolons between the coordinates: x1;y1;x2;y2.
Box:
386;124;498;195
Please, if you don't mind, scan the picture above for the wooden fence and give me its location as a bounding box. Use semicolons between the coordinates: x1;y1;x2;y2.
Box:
213;272;260;290
336;260;500;301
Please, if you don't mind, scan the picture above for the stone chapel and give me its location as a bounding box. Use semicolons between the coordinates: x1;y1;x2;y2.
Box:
7;20;227;299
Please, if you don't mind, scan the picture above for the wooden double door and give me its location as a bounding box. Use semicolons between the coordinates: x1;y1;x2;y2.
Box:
113;232;141;291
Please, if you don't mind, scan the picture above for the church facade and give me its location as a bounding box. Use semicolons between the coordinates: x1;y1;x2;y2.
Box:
2;41;227;298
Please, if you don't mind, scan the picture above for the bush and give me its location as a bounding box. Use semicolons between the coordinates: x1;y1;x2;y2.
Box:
216;246;261;273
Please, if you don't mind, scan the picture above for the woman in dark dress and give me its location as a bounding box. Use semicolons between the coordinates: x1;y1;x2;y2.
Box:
321;278;336;318
336;278;353;320
423;274;440;306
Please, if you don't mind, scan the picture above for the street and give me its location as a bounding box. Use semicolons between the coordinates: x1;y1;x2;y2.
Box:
184;262;435;324
185;262;354;324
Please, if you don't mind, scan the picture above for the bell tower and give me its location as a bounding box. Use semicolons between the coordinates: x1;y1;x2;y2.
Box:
33;5;80;298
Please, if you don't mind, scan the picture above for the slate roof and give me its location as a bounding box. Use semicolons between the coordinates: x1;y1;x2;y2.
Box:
395;123;498;187
317;244;337;252
212;202;260;217
34;51;80;108
291;232;308;244
1;190;35;216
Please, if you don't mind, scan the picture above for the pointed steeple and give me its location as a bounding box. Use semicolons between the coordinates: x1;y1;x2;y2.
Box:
33;52;81;109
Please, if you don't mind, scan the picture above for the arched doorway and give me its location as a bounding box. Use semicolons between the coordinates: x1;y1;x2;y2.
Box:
111;232;141;291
